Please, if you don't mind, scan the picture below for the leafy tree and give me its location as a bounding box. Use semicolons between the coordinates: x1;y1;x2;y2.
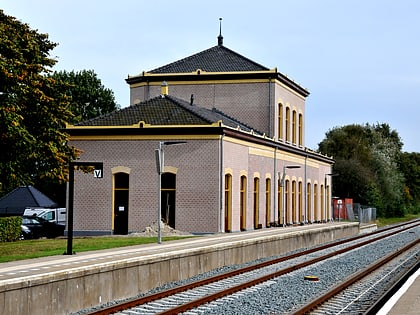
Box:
50;70;119;124
399;152;420;213
0;10;79;196
318;123;405;217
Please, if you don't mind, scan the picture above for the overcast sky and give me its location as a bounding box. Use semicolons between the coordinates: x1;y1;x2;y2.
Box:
2;0;419;152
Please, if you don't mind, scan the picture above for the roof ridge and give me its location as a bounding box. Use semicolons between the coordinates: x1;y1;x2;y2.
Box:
75;95;165;126
211;107;264;134
164;95;214;124
149;44;269;73
217;45;269;71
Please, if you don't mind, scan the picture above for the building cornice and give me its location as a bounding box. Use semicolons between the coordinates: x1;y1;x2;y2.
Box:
65;123;332;164
126;69;310;98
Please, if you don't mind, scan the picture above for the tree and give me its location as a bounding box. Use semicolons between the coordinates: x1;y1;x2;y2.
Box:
0;10;79;196
50;70;119;124
318;123;405;217
399;152;420;213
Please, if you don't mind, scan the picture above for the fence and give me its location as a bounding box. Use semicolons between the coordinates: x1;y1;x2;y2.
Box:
353;203;377;223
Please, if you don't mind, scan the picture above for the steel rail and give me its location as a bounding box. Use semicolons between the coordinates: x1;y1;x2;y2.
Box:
85;220;420;315
290;238;420;315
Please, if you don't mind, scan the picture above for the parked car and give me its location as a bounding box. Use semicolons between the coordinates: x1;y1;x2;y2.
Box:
23;208;66;225
21;215;65;239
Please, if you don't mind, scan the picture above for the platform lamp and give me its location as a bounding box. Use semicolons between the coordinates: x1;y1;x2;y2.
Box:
324;173;339;222
155;141;186;244
279;165;301;227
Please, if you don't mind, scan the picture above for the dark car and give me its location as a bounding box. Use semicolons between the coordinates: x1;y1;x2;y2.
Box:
21;215;65;239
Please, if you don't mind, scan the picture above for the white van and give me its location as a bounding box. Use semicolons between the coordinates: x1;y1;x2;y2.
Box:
23;208;66;226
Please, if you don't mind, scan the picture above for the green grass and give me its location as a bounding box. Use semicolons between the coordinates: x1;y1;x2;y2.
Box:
0;236;194;263
375;213;420;227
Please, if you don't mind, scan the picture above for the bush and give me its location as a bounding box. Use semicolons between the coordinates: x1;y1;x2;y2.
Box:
0;217;22;242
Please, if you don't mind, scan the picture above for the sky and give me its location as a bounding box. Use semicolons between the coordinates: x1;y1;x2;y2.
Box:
2;0;419;153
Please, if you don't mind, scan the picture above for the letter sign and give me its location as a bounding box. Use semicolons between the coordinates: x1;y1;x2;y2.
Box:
94;169;103;178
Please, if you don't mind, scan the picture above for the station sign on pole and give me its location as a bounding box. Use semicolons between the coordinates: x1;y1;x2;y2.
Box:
65;161;103;255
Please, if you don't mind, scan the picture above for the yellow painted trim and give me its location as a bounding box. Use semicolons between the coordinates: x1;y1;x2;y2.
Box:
240;170;248;177
249;147;275;158
224;136;274;151
111;166;131;174
225;168;233;175
69;134;222;141
66;121;220;130
163;166;178;174
129;78;273;88
128;69;278;80
274;79;308;100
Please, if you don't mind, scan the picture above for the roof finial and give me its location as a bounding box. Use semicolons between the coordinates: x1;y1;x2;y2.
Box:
217;17;223;46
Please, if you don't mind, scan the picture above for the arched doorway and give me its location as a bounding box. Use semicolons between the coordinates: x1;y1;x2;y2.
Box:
161;173;176;228
113;172;129;235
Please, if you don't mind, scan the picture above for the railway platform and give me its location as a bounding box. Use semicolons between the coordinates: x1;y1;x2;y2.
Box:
380;268;420;315
0;222;360;315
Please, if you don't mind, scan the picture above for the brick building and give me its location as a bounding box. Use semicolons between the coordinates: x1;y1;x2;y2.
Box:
66;35;334;235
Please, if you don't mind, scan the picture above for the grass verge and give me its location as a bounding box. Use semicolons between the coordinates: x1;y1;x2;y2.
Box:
375;213;420;227
0;236;194;263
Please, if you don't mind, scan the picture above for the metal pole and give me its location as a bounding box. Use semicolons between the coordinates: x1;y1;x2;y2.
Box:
324;175;327;223
158;141;163;244
65;162;74;255
282;166;286;227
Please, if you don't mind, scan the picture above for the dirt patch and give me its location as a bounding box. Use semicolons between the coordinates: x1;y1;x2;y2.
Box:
129;221;193;237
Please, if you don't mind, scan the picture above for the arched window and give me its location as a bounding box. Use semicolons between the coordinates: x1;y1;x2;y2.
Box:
292;180;297;223
298;113;303;146
240;175;247;231
292;110;297;144
307;182;311;222
285;107;290;142
278;103;283;140
253;177;260;229
298;181;303;223
265;178;271;227
285;179;290;224
224;174;232;232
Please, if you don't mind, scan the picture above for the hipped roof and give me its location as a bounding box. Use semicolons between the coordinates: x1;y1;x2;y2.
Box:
76;94;262;135
0;185;57;215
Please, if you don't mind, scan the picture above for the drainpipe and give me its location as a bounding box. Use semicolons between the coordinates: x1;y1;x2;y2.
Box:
268;78;272;136
304;154;308;224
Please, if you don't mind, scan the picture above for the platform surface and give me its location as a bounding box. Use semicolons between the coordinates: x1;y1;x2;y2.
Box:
380;268;420;315
0;222;352;284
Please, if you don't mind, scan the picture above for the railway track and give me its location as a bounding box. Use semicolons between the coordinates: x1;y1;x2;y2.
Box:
291;238;419;314
82;220;420;315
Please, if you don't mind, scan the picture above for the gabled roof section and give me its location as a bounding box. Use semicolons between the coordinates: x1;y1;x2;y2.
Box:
149;45;270;73
74;95;263;135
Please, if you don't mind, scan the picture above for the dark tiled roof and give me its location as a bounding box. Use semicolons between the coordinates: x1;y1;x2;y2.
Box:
0;185;57;215
149;45;270;73
75;95;262;134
